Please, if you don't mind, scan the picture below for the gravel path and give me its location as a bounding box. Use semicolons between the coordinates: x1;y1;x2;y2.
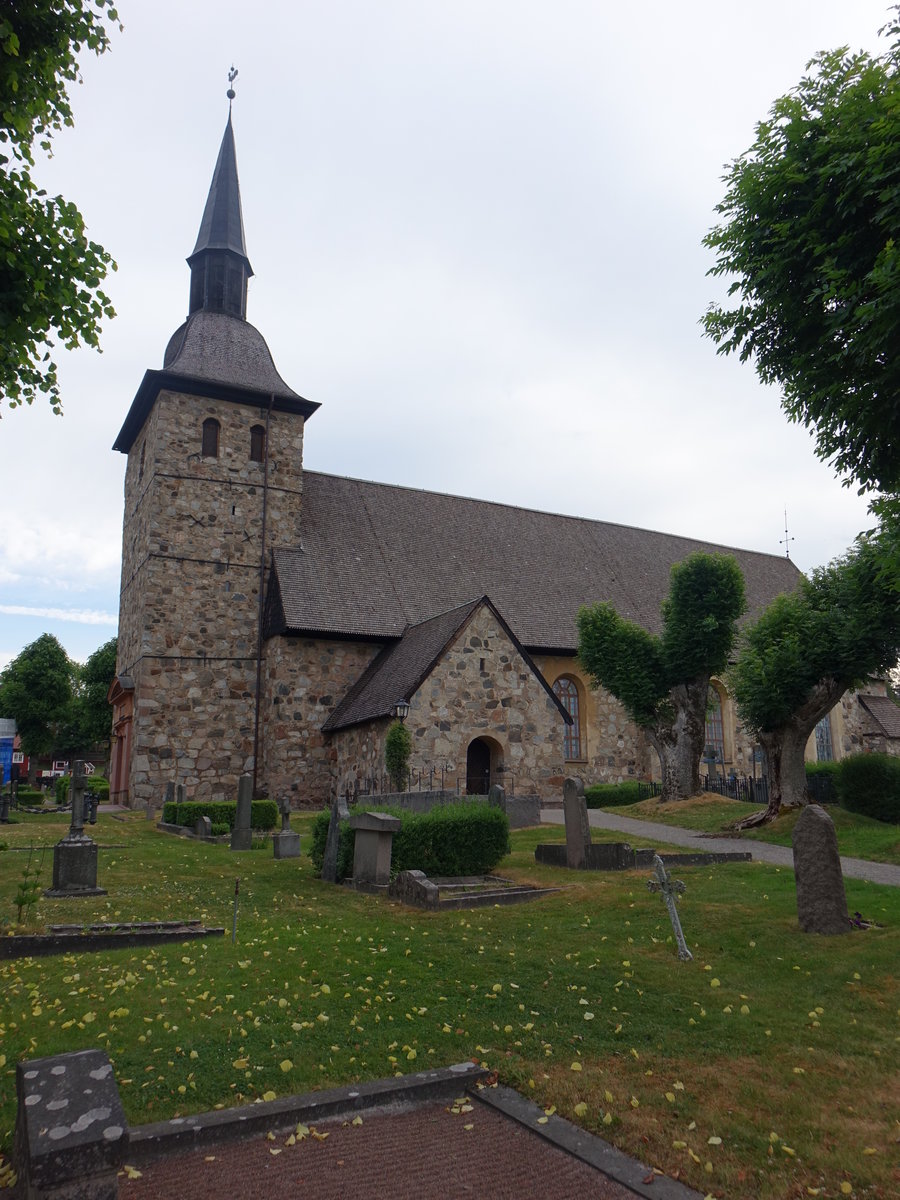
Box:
540;808;900;887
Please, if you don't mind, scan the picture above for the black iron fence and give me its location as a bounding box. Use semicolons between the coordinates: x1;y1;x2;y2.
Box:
348;764;519;801
637;773;835;805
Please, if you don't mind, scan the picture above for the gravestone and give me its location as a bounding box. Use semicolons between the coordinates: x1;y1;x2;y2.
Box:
647;854;692;960
0;787;9;824
792;804;850;935
273;796;301;859
487;783;506;811
321;794;350;883
45;761;107;898
230;773;253;852
14;1049;128;1200
194;815;212;838
349;811;401;887
563;776;591;869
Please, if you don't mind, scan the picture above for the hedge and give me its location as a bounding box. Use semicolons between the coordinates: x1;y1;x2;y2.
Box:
162;799;279;831
584;781;643;808
55;775;110;806
834;753;900;824
309;801;510;882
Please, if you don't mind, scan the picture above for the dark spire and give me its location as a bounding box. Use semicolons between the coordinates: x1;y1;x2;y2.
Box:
187;77;253;319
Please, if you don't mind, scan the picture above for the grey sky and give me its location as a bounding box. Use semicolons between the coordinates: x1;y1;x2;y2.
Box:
0;0;891;671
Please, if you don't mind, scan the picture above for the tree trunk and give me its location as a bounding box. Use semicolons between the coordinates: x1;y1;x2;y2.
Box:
734;679;844;829
650;679;709;802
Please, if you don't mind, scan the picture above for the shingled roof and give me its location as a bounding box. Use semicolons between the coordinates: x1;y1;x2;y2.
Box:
269;472;803;653
858;694;900;740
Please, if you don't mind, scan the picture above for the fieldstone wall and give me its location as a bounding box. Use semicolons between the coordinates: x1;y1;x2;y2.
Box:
262;637;383;804
115;386;307;807
839;683;900;757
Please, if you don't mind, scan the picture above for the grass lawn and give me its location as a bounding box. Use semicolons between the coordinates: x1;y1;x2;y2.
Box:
600;794;900;865
1;810;898;1199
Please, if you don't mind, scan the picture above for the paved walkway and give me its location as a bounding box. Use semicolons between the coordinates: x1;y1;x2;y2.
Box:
540;808;900;888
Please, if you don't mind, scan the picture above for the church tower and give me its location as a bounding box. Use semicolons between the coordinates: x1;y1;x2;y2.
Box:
109;103;318;807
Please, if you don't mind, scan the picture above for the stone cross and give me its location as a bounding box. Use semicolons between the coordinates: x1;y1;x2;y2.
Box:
563;776;591;869
792;804;850;935
68;760;88;839
647;854;693;961
279;795;292;832
321;793;350;883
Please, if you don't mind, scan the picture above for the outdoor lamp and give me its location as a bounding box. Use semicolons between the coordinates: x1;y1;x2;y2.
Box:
392;699;410;723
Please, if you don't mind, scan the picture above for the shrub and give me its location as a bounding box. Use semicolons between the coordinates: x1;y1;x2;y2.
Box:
210;822;230;837
834;753;900;824
309;801;510;882
584;781;643;808
86;775;109;801
385;721;412;791
162;799;279;831
805;760;839;779
55;776;70;806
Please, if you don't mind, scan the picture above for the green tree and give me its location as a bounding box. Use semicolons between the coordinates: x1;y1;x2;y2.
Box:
702;9;900;496
0;633;74;756
577;553;746;802
729;529;900;826
1;1;120;413
74;635;117;747
385;720;412;792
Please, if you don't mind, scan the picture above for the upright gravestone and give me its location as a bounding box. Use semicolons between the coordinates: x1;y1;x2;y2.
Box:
563;776;591;869
230;773;253;852
487;783;506;812
349;811;401;888
273;796;301;860
45;761;107;897
792;804;850;935
321;794;350;883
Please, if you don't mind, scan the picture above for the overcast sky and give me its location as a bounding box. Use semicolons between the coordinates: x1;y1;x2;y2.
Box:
1;0;892;673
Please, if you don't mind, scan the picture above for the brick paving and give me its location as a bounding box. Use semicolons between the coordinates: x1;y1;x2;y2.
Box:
119;1096;639;1200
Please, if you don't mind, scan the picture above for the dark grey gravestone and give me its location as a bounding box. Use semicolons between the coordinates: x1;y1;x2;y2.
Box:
487;783;506;811
194;815;212;838
230;773;252;852
14;1049;128;1200
792;804;850;935
563;776;591;869
321;794;350;883
46;761;106;897
0;789;9;823
273;795;301;858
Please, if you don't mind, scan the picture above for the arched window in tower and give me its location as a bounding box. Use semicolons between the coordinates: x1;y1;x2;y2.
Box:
705;685;725;761
553;676;582;761
249;424;266;463
201;417;220;458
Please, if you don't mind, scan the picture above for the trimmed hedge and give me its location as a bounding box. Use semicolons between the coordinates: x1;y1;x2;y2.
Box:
309;801;510;882
584;781;643;808
162;799;279;831
55;775;110;805
805;760;839;779
834;753;900;824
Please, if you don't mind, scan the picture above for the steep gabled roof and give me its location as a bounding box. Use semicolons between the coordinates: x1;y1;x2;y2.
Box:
858;693;900;739
270;471;803;653
188;114;251;272
323;596;571;732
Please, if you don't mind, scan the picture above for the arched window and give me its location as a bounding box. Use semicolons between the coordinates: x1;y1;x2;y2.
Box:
250;424;266;463
553;676;582;760
201;417;220;458
705;686;725;761
815;715;834;762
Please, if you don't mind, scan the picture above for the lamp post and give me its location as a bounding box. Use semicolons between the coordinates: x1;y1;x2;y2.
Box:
392;699;410;723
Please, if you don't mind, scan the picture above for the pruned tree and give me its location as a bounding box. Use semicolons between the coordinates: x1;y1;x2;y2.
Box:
702;9;900;497
730;529;900;827
577;553;746;802
0;633;74;756
1;1;120;413
385;720;412;792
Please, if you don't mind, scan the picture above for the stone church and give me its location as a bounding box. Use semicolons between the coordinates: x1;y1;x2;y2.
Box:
107;114;892;809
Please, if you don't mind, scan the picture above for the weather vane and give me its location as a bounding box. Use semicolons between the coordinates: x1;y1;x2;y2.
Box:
227;65;238;110
780;508;795;559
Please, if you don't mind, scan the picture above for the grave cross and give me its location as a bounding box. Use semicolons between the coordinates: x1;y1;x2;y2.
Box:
647;854;692;962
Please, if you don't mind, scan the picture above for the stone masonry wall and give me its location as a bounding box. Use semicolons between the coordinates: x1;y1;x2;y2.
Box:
116;386;306;807
261;637;383;805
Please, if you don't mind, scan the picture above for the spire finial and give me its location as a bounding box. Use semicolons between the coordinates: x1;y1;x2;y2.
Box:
779;508;795;559
227;65;238;110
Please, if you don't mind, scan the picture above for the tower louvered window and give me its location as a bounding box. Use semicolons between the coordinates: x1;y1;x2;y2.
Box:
201;417;220;458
